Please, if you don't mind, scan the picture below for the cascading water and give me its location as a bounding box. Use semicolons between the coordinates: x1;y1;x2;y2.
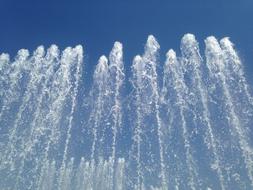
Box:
0;34;253;190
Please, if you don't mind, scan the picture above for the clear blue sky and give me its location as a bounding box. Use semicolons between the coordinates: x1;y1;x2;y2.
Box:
0;0;253;78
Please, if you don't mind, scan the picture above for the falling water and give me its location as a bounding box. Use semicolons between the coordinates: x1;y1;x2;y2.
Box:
131;54;144;189
58;45;83;189
0;34;253;190
163;47;198;190
108;42;124;189
205;36;253;188
90;55;109;161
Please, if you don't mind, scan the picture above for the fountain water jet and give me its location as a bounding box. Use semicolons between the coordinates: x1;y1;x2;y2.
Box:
0;34;252;190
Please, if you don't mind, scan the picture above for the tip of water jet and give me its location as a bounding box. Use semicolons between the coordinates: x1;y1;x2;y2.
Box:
99;55;108;64
181;33;198;49
133;55;142;63
205;36;222;54
0;53;10;63
113;41;123;51
145;35;160;53
34;46;45;58
74;45;84;62
62;47;73;61
110;41;123;62
165;49;177;68
220;37;233;49
205;36;218;44
181;33;196;44
220;37;240;64
181;33;200;58
63;47;73;53
132;55;143;70
96;55;109;74
109;41;124;71
47;45;59;58
16;49;29;61
166;49;176;60
74;45;83;55
220;37;236;55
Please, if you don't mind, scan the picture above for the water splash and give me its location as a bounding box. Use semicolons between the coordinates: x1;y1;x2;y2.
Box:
0;34;252;190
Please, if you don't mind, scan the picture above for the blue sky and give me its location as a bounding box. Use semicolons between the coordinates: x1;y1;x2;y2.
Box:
0;0;253;78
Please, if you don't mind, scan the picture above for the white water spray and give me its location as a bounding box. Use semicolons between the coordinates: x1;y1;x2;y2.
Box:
0;34;252;190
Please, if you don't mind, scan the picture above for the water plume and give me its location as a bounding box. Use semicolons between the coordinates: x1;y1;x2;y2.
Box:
0;34;252;190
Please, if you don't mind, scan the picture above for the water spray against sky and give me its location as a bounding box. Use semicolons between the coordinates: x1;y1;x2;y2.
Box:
0;34;253;190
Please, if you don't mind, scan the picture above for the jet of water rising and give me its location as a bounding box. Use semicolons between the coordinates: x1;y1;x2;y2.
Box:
0;34;252;190
90;55;110;161
131;35;166;189
163;47;197;190
131;55;145;189
184;35;226;190
0;49;30;170
20;45;60;188
36;46;76;190
58;45;83;189
108;41;124;189
205;36;253;188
